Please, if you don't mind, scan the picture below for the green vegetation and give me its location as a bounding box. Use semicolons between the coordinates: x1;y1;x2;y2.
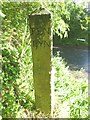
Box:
52;1;88;46
52;54;88;118
1;1;88;118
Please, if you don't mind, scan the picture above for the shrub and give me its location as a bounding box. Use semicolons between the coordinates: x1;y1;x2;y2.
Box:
2;25;35;118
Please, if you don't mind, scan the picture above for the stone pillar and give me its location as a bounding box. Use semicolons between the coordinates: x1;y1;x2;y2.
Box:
29;8;52;114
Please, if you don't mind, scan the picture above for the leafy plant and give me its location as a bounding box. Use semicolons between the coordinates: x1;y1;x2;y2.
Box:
1;2;38;117
52;53;88;118
66;2;88;39
1;1;88;118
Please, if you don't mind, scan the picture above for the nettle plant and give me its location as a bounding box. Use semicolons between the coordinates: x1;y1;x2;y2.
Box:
52;53;88;118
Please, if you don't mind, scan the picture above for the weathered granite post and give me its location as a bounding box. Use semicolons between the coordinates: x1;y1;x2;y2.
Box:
29;8;52;114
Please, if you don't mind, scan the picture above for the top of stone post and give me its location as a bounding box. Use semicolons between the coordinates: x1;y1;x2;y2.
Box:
30;7;51;16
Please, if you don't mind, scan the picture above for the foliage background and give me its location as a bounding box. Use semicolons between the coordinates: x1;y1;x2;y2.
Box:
1;1;88;118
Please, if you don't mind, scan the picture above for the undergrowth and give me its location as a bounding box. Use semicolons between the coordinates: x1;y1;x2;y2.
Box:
2;40;88;118
1;2;88;118
52;53;88;118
